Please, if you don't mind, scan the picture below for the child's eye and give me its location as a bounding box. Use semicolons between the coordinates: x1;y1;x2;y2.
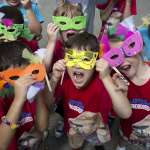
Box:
59;21;66;25
75;21;81;24
128;42;135;48
7;29;15;32
32;69;39;74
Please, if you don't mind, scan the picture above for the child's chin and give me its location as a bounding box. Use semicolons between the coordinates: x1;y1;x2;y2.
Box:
9;2;19;6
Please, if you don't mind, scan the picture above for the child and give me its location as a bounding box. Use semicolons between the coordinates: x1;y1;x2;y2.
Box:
0;0;44;36
0;0;44;52
0;5;41;52
44;2;86;71
0;41;48;150
49;32;131;149
42;3;86;137
58;0;108;33
97;0;136;38
100;23;150;150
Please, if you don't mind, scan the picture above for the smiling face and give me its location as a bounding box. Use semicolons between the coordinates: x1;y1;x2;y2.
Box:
6;0;20;6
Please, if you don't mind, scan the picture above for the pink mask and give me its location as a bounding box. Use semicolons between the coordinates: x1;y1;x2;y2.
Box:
101;24;143;67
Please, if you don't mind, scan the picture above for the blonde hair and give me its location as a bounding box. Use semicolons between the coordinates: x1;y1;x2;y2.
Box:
53;2;83;18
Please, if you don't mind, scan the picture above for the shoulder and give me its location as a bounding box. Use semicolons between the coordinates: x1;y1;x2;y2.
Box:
0;2;8;7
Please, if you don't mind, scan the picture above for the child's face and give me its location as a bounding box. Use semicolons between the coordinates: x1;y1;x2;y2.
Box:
52;16;86;42
65;49;97;89
6;0;20;6
110;41;141;79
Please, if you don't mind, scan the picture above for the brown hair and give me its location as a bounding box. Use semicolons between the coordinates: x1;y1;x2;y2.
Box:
53;2;83;18
65;32;99;52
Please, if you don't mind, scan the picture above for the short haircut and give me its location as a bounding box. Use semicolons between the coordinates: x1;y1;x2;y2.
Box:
65;31;99;52
0;6;24;24
0;41;31;71
53;2;83;17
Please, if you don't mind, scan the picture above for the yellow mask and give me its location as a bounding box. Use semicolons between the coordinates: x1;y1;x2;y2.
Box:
65;49;98;70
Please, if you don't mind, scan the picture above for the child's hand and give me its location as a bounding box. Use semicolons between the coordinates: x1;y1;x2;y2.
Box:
96;58;110;79
47;23;59;42
14;74;36;102
20;0;32;9
112;73;128;93
52;59;65;82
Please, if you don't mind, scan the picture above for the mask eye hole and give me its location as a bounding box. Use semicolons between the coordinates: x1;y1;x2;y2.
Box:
32;69;39;74
75;21;81;24
9;75;19;80
129;42;135;48
110;54;119;59
7;29;15;32
0;27;4;30
0;33;4;37
59;21;66;25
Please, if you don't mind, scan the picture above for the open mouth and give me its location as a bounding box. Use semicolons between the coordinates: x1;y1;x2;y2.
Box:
73;71;84;82
66;30;76;39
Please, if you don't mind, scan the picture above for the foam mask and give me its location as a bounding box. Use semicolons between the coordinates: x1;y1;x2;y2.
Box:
65;49;98;70
52;16;86;31
0;64;46;88
0;19;33;41
101;24;143;67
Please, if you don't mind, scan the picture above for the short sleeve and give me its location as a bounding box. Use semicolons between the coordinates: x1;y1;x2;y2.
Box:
32;3;44;23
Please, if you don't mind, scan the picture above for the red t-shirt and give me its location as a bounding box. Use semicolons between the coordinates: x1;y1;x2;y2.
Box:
96;0;136;15
0;96;36;150
55;73;112;133
121;79;150;144
20;38;39;52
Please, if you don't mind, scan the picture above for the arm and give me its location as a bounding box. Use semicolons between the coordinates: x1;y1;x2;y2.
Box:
0;75;36;150
96;58;132;119
21;0;42;36
35;90;50;132
43;59;65;109
122;0;131;19
44;23;59;71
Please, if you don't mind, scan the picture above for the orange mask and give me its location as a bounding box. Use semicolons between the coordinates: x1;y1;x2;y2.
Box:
0;64;46;89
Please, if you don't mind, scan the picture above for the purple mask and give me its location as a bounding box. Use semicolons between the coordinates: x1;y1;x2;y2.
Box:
101;24;143;67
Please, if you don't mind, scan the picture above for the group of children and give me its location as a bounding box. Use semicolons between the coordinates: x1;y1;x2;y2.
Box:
0;0;149;150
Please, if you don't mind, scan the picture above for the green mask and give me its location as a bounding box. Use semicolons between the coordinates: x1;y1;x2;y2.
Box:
52;16;86;31
0;23;33;42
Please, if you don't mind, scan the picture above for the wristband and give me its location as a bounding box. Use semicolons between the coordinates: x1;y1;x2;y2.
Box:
1;116;19;130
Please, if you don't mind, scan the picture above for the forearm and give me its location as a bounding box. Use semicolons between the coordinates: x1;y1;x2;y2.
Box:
122;0;131;19
26;9;42;35
35;92;49;132
101;76;132;119
44;40;56;71
0;99;24;149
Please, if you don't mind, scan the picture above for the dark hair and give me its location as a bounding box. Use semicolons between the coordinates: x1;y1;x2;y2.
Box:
0;41;31;71
65;31;99;52
0;6;24;24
